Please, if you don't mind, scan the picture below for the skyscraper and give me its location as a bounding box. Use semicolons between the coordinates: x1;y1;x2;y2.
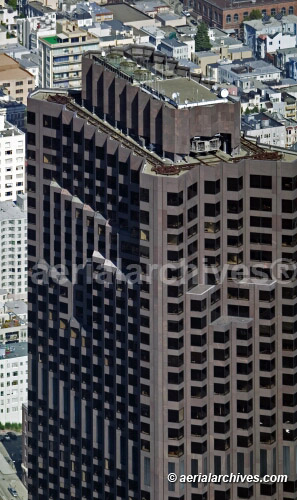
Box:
27;46;297;500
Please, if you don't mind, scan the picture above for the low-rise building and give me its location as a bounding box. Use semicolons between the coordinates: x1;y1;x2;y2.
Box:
193;51;219;75
141;25;166;46
38;20;100;88
0;54;35;104
271;114;297;147
0;195;27;300
0;43;30;60
105;3;157;28
156;12;186;27
97;32;135;48
90;4;113;23
134;0;170;18
241;111;286;147
194;45;253;76
240;90;268;113
180;36;195;58
0;115;25;202
0;342;27;425
244;15;297;54
274;46;297;71
257;31;296;59
158;38;189;60
218;59;281;92
0;299;27;345
286;57;297;81
282;91;297;120
68;7;93;27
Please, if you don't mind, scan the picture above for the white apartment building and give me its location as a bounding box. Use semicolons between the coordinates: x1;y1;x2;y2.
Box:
0;342;27;425
241;112;287;148
17;13;56;52
158;38;189;60
257;32;296;59
38;19;99;88
0;115;25;202
0;195;27;300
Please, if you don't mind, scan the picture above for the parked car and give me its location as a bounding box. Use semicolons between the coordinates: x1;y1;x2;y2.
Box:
8;487;18;497
181;10;190;16
7;432;17;440
191;19;197;25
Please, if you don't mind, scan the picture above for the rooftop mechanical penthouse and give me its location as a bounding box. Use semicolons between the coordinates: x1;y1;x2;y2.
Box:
27;46;297;500
82;46;240;162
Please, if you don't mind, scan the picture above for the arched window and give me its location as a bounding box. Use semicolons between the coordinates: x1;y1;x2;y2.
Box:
262;9;266;15
243;11;249;19
226;14;231;23
234;13;239;21
281;7;286;14
271;8;276;15
289;6;294;14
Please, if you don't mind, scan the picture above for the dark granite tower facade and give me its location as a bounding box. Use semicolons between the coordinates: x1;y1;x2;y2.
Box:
27;46;297;500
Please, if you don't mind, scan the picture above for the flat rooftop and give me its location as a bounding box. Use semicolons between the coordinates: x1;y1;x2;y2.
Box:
0;200;26;221
28;0;55;13
18;58;38;69
242;112;283;131
107;3;153;22
5;300;27;316
42;35;58;45
30;89;297;178
146;77;219;105
0;121;23;137
0;121;23;138
97;53;222;108
0;342;27;359
0;98;25;109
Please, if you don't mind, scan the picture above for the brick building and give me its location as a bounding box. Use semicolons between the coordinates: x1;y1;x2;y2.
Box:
188;0;296;32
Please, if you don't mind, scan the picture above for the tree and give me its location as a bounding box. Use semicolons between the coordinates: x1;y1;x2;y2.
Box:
7;0;17;9
195;22;211;52
247;9;262;20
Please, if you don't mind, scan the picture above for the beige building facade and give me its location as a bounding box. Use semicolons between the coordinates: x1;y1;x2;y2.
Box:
0;54;35;105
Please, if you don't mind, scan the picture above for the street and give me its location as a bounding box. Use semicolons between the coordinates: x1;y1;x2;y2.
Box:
0;437;23;482
0;443;27;500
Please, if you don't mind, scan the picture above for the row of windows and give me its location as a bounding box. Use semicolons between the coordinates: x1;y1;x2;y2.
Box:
226;7;293;23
